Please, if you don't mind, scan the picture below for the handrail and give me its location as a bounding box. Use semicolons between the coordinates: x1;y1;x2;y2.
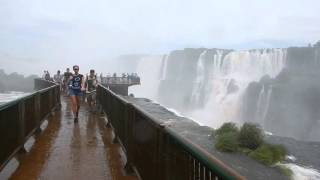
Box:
97;84;245;180
0;78;60;171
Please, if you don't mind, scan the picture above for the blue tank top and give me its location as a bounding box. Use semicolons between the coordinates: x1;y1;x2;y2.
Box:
70;74;83;90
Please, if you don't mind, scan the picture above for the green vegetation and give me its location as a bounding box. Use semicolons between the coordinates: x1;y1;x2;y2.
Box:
214;122;239;152
215;122;239;136
238;123;264;150
215;132;239;152
213;122;289;176
249;143;287;165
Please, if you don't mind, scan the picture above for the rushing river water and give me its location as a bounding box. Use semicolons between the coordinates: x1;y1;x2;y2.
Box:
0;91;29;105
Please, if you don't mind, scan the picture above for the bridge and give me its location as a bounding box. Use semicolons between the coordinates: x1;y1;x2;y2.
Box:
0;79;244;180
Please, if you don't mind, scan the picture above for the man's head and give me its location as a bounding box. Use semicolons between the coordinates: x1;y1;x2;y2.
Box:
57;70;60;74
90;69;95;75
66;68;70;72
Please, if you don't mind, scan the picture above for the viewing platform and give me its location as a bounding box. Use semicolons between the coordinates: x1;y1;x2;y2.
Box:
100;75;140;96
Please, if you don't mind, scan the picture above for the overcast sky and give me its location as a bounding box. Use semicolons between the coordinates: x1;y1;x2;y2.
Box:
1;0;320;75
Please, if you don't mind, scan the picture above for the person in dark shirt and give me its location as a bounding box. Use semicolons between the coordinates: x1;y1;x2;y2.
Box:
69;65;85;122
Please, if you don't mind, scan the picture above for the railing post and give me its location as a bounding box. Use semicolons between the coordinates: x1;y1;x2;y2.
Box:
49;89;54;116
156;124;166;180
112;97;119;143
34;93;42;134
124;103;135;174
18;101;26;154
56;86;61;109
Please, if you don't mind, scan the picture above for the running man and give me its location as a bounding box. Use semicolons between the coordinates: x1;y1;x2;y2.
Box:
85;69;98;111
63;68;73;93
53;70;63;90
69;65;85;122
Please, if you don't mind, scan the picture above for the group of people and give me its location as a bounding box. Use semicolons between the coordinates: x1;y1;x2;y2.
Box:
100;72;140;84
44;66;98;123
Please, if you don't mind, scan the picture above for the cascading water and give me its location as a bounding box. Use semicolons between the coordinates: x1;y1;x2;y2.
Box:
190;50;207;106
254;85;273;127
160;55;169;81
189;49;287;128
130;48;287;129
129;55;164;100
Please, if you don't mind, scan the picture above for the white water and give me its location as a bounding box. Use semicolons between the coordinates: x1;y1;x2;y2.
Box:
255;85;273;127
190;49;287;127
0;91;29;105
160;55;169;81
129;55;164;100
190;50;207;106
280;163;320;180
129;49;287;128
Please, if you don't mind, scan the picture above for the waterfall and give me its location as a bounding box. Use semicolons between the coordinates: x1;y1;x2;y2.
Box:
128;55;163;100
255;85;273;127
190;49;287;128
128;48;287;129
190;50;207;106
160;55;169;81
213;50;224;74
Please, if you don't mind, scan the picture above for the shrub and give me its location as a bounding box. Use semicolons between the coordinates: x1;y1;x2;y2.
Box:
238;123;264;150
249;144;287;166
238;147;253;155
215;132;239;152
215;122;239;137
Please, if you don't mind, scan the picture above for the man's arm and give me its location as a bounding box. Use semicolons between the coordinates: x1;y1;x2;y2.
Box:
81;76;86;91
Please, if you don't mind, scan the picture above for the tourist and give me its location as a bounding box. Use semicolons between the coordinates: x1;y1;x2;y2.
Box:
53;70;63;90
69;65;85;123
45;71;51;81
85;69;98;111
63;68;72;93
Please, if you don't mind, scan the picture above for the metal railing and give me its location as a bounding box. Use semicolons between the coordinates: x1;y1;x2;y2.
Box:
101;77;140;85
0;79;60;171
97;84;245;180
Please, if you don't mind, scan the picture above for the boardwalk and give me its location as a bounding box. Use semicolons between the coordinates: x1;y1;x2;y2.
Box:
7;95;137;180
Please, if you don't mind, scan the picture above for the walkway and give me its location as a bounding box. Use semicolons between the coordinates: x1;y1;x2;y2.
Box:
7;95;137;180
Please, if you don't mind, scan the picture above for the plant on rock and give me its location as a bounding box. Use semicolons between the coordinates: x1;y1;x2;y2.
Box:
249;143;287;165
238;123;264;150
214;122;239;152
215;122;239;136
215;132;239;152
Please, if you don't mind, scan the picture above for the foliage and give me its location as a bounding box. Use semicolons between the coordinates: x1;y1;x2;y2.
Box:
215;132;239;152
215;122;239;137
238;147;253;155
249;143;287;166
214;122;289;177
238;123;264;150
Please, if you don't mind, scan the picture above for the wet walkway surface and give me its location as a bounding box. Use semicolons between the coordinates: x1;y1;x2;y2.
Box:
7;95;137;180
